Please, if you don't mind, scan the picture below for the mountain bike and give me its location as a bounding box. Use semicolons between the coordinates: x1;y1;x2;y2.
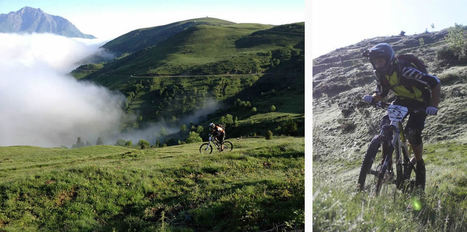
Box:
358;102;422;195
199;135;233;154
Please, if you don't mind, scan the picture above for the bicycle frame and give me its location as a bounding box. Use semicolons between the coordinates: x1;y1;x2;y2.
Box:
376;104;415;191
208;135;222;151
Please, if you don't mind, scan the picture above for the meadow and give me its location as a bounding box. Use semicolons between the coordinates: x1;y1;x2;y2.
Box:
313;141;467;231
0;136;304;231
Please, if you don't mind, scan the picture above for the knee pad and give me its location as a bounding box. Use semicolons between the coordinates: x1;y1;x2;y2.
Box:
405;128;422;146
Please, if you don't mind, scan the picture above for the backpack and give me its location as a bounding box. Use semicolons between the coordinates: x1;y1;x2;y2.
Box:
397;54;428;74
217;124;226;130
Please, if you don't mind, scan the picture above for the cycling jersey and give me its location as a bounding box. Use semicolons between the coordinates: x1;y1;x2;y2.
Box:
375;61;440;106
210;125;225;143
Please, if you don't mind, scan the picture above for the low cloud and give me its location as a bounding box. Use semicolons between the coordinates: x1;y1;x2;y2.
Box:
115;98;220;145
0;33;220;147
0;33;124;147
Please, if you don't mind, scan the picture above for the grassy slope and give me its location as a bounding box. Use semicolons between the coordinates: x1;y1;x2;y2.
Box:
74;21;304;138
102;18;236;56
81;23;276;88
313;141;467;231
0;137;304;231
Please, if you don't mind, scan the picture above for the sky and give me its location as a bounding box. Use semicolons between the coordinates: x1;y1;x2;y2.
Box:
0;0;306;40
312;0;467;58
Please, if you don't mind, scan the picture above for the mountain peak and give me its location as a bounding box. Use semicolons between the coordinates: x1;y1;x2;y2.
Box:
18;6;43;13
0;6;95;39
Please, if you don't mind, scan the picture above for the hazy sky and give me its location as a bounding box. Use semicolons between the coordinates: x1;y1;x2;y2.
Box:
0;0;306;40
312;0;467;57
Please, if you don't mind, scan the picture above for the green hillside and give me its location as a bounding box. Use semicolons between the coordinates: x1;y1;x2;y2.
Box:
0;137;304;231
73;19;304;141
102;18;237;56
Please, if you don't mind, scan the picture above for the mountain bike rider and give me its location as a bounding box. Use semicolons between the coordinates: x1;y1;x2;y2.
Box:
209;122;225;151
362;43;441;191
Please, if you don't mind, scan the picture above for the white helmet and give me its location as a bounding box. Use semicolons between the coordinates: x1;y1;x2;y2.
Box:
209;122;215;128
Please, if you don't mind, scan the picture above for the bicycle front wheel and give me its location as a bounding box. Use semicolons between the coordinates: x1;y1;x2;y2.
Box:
199;143;213;154
358;135;381;191
222;141;233;152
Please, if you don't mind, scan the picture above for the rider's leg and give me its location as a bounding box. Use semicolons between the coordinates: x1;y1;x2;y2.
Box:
380;115;393;168
405;112;427;190
220;133;225;151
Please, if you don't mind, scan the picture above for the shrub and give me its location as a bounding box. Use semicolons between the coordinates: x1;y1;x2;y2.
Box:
138;140;150;149
186;131;203;143
196;125;204;134
115;139;126;146
72;137;85;148
438;24;467;65
220;114;234;125
446;24;465;52
265;130;273;140
270;105;277;112
180;124;187;133
125;140;133;147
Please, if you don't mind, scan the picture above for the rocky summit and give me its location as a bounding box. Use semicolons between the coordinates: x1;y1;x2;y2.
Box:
0;7;95;38
313;28;467;162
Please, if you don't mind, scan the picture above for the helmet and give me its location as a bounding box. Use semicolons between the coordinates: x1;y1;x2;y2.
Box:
209;122;215;128
367;43;395;75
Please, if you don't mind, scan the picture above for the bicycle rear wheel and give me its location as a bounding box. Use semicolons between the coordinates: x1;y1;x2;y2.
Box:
199;143;213;154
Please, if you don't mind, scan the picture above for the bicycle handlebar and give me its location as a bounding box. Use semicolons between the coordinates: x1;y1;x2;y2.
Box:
370;101;430;115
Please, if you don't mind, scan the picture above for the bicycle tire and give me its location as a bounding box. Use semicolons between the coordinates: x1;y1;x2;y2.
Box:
358;135;381;191
396;162;403;189
222;141;233;152
199;143;213;154
375;160;388;196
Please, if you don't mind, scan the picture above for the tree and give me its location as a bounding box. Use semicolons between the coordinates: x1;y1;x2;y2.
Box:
251;107;257;113
220;114;234;126
125;140;133;147
138;139;150;149
196;125;204;134
266;130;273;140
270;105;277;112
446;24;466;56
186;131;203;143
72;137;85;148
180;124;187;133
96;137;103;145
116;139;126;146
160;127;168;137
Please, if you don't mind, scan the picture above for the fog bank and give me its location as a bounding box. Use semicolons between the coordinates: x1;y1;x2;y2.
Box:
0;33;124;147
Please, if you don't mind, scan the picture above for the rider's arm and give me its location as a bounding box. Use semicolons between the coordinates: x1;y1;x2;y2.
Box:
401;67;441;108
430;82;441;108
419;73;441;108
372;72;389;102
